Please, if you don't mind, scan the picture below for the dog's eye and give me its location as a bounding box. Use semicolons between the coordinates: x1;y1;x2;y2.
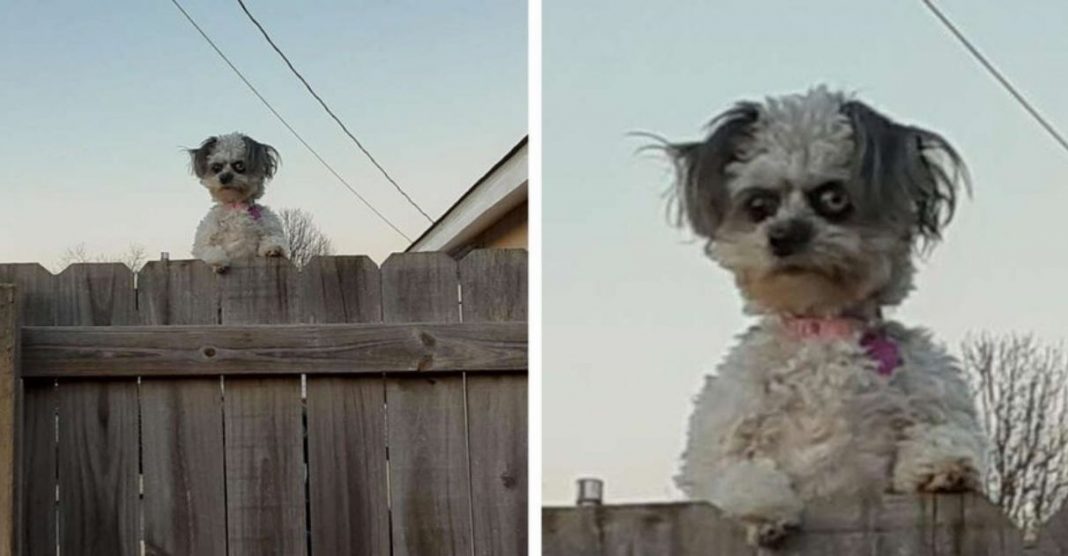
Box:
744;192;779;223
232;161;245;173
210;163;224;173
810;182;852;220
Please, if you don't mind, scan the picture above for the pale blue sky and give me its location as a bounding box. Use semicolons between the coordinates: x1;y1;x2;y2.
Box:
544;0;1068;504
0;0;526;265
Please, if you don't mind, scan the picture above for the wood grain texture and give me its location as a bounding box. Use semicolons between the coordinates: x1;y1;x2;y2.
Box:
141;379;227;556
54;264;136;326
302;254;389;555
0;264;56;325
224;378;306;556
459;249;527;323
460;249;528;556
0;286;15;556
19;381;56;556
466;376;527;556
219;258;298;325
383;251;472;555
57;380;139;556
21;322;527;377
543;495;1027;555
381;253;460;323
0;266;58;550
137;260;219;326
299;256;382;324
306;378;389;556
137;255;228;556
387;376;472;556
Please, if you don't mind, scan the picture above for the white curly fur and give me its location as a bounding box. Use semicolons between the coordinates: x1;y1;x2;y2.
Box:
193;203;286;269
189;133;287;271
671;88;987;546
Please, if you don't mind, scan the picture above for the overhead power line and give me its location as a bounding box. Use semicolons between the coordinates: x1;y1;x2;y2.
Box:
235;0;436;223
167;0;413;242
920;0;1068;155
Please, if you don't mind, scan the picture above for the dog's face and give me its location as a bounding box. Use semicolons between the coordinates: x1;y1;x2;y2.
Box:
667;87;967;316
188;133;279;204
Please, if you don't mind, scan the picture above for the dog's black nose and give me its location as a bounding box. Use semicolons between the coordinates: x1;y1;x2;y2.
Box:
767;220;813;257
219;172;234;185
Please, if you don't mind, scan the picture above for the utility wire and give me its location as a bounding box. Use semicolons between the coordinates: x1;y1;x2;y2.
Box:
921;0;1068;155
167;0;413;241
236;0;436;223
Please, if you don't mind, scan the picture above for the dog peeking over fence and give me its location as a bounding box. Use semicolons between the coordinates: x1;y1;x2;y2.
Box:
659;86;987;547
188;133;288;273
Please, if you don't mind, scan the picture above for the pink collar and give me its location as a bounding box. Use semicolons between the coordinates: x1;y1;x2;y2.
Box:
782;316;901;377
224;202;262;220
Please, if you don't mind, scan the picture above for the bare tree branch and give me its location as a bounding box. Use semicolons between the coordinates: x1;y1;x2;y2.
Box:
279;208;333;268
963;333;1068;535
58;243;147;272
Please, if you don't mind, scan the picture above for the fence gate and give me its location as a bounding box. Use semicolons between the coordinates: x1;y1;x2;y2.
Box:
0;250;528;556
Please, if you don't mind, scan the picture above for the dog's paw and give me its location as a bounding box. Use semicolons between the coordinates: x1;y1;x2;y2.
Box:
745;519;797;548
915;459;981;493
260;245;286;257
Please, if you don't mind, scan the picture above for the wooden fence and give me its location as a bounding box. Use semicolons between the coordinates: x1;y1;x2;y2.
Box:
543;493;1068;555
0;250;527;556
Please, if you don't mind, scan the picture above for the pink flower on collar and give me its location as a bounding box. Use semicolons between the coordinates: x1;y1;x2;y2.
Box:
225;202;262;220
782;316;902;377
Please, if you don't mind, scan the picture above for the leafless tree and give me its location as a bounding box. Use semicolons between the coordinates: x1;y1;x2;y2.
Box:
58;243;148;272
279;208;333;268
962;333;1068;534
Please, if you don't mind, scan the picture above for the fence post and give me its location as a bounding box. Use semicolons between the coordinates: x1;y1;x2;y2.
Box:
0;284;17;556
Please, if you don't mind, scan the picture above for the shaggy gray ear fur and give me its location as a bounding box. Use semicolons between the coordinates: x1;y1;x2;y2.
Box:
242;136;280;180
841;100;969;249
665;102;760;239
187;136;218;178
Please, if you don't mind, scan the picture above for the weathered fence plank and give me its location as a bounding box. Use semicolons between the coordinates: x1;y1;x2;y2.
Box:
383;252;473;556
0;286;16;556
543;495;1034;556
299;256;382;324
382;252;461;324
137;260;219;325
219;261;306;556
55;264;136;326
52;263;140;555
0;268;57;556
19;381;56;556
307;378;390;555
224;378;307;556
304;255;390;556
0;265;56;326
138;258;227;556
57;380;139;556
141;379;227;556
220;258;299;324
21;322;527;377
461;250;528;556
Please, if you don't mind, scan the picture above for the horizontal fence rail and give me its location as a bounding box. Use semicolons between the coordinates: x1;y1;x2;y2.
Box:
22;322;527;377
1;250;528;556
544;494;1068;555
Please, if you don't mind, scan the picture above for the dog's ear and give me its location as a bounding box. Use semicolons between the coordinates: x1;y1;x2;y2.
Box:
242;136;280;179
664;102;760;240
841;100;968;249
187;136;218;178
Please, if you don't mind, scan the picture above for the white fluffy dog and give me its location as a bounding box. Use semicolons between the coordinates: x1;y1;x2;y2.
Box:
663;87;987;547
188;133;288;272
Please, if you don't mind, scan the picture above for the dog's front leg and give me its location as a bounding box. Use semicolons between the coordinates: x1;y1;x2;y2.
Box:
710;457;803;547
892;423;984;493
193;245;231;273
256;208;289;258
